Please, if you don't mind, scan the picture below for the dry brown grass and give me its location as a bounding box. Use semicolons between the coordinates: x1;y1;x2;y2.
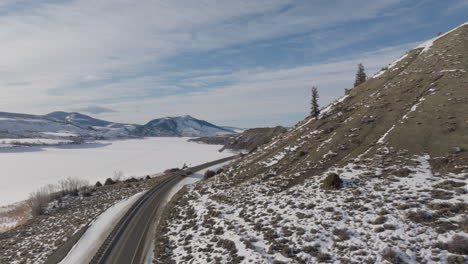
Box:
0;202;31;232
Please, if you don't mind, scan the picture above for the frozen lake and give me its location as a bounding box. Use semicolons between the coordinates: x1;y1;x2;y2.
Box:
0;137;230;206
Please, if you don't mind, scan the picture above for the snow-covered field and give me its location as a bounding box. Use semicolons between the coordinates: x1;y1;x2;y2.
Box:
0;137;231;206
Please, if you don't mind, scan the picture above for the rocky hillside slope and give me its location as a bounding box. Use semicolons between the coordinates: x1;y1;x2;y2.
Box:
153;23;468;263
189;126;287;152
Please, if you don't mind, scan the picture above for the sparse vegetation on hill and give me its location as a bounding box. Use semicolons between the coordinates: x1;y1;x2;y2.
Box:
153;23;468;263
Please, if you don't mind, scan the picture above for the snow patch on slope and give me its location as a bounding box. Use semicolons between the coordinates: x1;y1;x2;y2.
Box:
318;95;349;119
416;22;468;54
373;53;408;78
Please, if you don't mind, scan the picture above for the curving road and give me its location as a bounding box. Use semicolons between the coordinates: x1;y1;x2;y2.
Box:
89;156;236;264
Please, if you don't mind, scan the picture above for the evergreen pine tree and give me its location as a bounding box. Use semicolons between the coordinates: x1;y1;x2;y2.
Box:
354;63;367;87
311;86;320;118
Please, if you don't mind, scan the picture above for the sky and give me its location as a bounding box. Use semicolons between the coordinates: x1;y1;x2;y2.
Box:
0;0;466;128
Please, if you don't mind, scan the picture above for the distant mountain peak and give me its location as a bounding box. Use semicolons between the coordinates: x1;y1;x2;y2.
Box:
45;111;114;128
131;115;236;137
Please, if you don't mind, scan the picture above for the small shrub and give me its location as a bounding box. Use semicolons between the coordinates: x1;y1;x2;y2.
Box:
316;252;331;262
113;170;124;182
381;248;404;264
145;175;151;180
321;173;342;190
434;180;466;190
340;257;351;264
378;208;390;215
431;190;453;200
280;246;293;257
273;261;285;264
447;255;466;264
303;245;319;255
459;216;468;232
355;250;367;256
214;226;224;235
216;239;237;254
432;241;448;250
435;220;457;233
104;178;116;185
95;181;102;187
374;226;385;233
333;228;350;241
394;168;411;177
429;202;466;218
59;177;88;196
124;177;138;183
396;204;410;210
406;210;434;223
447;235;468;255
81;189;92;197
204;170;216;179
29;187;53;216
373;216;386;225
296;227;306;235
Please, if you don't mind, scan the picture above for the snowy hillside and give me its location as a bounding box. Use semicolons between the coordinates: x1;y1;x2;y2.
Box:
0;113;90;139
45;111;114;128
153;23;468;263
131;115;235;137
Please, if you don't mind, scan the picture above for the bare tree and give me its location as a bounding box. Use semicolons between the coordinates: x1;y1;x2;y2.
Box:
28;184;59;216
59;177;89;196
354;63;367;87
113;170;124;182
311;86;320;118
28;178;89;217
29;187;51;216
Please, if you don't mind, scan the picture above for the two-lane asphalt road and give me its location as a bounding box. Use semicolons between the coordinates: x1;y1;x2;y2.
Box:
90;156;236;264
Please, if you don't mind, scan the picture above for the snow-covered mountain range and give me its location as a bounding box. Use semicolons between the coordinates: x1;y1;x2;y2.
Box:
0;111;235;142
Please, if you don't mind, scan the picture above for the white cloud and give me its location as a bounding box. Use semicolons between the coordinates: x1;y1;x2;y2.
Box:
0;0;458;126
72;106;116;115
96;41;416;126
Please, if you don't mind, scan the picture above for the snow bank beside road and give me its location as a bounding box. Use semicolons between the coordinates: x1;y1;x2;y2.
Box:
59;191;145;264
